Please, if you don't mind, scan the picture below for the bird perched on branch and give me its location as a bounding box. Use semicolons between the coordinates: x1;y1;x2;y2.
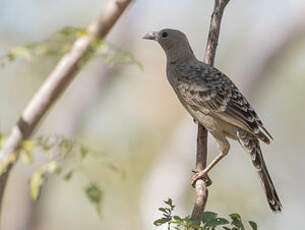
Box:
143;28;282;212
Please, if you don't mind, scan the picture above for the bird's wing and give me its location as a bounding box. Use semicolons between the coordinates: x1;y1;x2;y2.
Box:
176;63;272;143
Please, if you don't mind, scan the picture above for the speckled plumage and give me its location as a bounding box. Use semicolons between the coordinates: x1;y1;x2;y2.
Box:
171;61;272;143
144;28;282;212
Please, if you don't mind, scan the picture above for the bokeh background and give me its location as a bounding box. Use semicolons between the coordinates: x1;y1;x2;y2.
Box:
1;0;305;229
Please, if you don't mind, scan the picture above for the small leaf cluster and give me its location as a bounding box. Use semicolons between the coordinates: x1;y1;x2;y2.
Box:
154;199;257;230
154;198;175;229
0;133;124;216
0;27;83;67
0;26;141;69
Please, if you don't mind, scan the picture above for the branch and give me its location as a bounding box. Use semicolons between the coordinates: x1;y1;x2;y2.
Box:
192;0;230;220
0;0;132;220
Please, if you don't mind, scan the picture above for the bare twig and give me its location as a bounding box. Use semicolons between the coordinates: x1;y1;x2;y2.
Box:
0;0;132;221
192;0;230;220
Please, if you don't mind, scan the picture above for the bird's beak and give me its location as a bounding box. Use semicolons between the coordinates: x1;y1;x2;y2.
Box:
143;31;158;41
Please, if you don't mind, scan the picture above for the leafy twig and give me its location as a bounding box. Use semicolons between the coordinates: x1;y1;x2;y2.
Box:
0;0;133;219
155;199;258;230
0;26;140;69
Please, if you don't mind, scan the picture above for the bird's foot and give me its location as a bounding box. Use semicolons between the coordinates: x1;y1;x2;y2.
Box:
192;169;212;187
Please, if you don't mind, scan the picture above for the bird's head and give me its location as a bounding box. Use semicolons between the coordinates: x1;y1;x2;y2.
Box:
143;29;195;62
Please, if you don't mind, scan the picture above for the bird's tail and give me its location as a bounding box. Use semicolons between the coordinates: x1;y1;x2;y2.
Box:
237;129;282;212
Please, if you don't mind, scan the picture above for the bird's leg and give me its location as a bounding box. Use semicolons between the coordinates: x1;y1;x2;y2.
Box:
192;135;230;187
192;152;227;187
192;169;213;186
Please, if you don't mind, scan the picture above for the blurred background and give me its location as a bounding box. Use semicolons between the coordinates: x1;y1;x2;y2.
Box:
1;0;305;229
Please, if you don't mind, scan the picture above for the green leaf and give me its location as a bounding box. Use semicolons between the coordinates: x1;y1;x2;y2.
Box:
80;145;89;159
165;198;173;206
169;220;181;225
86;183;102;203
190;217;201;225
59;139;73;157
206;218;229;227
8;46;31;61
60;26;83;37
30;166;45;200
249;221;257;230
229;213;241;219
30;161;60;200
232;219;243;229
173;216;182;221
85;183;103;216
163;198;175;210
230;213;245;230
190;223;201;229
154;218;170;226
201;211;217;224
63;170;73;181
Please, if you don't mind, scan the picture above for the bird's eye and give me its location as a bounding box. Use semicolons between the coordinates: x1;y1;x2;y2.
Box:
161;32;168;38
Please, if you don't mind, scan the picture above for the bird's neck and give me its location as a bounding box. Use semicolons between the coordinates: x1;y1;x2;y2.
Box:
166;44;196;65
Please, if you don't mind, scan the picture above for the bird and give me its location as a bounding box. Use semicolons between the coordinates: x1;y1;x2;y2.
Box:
143;28;282;212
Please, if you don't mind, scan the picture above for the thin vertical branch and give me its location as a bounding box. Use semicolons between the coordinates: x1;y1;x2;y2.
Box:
0;0;132;222
192;0;230;220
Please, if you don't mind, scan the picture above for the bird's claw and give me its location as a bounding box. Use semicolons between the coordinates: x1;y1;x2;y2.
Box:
192;169;212;187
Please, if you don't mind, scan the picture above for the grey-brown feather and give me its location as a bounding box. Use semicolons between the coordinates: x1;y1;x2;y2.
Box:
152;28;281;212
173;62;271;144
238;130;282;212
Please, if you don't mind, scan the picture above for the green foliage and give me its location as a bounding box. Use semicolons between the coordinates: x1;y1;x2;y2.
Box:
0;133;124;216
95;41;143;70
229;214;245;230
0;26;141;69
85;183;103;216
63;170;73;181
30;161;60;200
154;199;258;230
248;221;257;230
153;198;175;229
